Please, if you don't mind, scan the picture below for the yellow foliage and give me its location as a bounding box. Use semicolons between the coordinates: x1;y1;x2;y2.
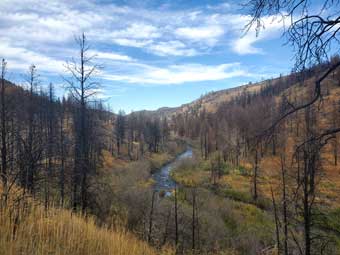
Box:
147;152;172;170
101;150;128;170
0;197;173;255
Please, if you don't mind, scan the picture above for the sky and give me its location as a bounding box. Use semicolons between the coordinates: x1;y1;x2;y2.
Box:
0;0;296;113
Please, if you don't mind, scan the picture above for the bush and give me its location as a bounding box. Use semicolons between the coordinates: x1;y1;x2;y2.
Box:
235;165;250;176
0;197;173;255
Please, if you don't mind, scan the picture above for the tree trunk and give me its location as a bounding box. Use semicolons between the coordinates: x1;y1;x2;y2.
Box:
148;191;156;243
0;59;7;203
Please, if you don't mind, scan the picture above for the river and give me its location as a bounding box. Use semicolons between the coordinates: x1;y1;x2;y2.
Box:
152;148;193;195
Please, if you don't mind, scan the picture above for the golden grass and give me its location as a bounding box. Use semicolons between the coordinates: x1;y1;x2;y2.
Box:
0;198;173;255
147;152;173;170
172;169;209;186
101;150;129;170
219;174;251;194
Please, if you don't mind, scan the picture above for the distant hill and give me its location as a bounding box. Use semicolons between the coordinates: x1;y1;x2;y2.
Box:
141;75;286;119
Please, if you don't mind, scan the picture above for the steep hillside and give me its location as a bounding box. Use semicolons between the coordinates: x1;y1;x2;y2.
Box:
167;62;340;253
145;76;285;119
0;187;173;255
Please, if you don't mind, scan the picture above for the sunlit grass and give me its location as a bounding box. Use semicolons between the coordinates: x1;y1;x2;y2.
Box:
0;192;173;255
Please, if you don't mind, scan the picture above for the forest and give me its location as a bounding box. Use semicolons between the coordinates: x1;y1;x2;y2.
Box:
1;0;340;254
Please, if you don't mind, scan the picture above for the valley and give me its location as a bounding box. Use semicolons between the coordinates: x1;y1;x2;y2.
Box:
1;0;340;254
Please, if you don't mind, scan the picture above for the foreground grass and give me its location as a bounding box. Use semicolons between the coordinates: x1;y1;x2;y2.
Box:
0;197;173;255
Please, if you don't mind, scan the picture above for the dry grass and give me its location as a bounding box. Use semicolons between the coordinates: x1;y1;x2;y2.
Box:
0;194;173;255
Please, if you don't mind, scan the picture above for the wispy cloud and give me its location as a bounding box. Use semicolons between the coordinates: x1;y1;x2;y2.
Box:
230;14;286;55
0;42;65;73
101;62;249;85
89;50;134;62
175;25;224;46
147;41;198;56
0;0;247;59
0;0;286;88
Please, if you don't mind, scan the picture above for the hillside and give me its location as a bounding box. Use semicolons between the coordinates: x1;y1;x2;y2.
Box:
168;61;340;253
0;75;184;254
144;77;283;120
2;60;340;254
0;187;173;255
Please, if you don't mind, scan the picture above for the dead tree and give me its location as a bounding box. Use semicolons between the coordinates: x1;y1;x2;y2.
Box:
58;98;66;206
280;154;289;255
148;191;156;243
21;64;42;195
252;142;260;201
246;0;340;141
174;183;179;248
191;187;197;251
43;83;56;210
0;59;8;203
64;33;101;212
115;110;125;157
270;186;281;253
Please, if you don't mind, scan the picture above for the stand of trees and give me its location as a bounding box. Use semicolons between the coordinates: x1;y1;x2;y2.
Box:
171;57;340;253
0;34;172;215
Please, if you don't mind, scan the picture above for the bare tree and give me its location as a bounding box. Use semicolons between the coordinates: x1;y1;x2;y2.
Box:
148;191;157;243
0;59;7;203
58;98;66;206
246;0;340;141
115;110;125;156
270;186;281;253
280;154;289;255
64;33;101;212
252;142;260;201
20;64;43;195
174;183;179;248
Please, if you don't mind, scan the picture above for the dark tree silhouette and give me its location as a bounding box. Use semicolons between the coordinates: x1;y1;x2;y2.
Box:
64;33;101;212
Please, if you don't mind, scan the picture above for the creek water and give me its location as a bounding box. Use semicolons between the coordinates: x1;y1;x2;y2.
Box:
152;148;193;195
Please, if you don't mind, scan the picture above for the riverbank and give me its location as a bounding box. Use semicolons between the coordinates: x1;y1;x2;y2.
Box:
152;147;193;193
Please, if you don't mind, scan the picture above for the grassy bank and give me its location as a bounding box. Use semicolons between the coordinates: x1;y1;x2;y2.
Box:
168;153;276;254
0;194;173;255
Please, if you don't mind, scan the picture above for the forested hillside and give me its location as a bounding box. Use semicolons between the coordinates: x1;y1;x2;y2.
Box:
168;57;340;253
2;55;340;255
0;55;182;255
1;0;340;254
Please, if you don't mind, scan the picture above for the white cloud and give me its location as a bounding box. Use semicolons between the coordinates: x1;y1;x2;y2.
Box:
0;42;65;73
110;23;161;39
230;14;286;55
233;34;264;55
148;41;198;56
101;62;247;85
0;0;285;59
0;0;235;58
0;0;287;90
175;26;224;44
111;38;153;48
207;2;231;11
89;50;134;62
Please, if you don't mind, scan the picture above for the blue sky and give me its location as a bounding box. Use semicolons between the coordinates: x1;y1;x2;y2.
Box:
0;0;295;112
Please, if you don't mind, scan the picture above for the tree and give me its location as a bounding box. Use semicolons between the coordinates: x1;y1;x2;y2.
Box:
161;117;170;147
174;183;179;248
64;33;101;212
115;110;125;156
246;0;340;141
144;118;161;153
20;64;43;195
191;187;197;251
44;83;56;209
147;191;157;243
0;59;7;203
252;142;260;201
58;97;67;206
244;5;340;252
280;154;289;255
